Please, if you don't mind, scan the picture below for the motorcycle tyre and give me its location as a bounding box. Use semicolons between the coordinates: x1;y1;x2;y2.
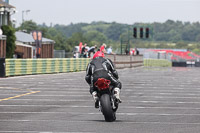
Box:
100;94;116;122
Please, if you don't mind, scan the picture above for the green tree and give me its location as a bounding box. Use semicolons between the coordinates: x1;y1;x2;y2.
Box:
66;32;89;51
105;22;126;41
46;28;59;38
45;28;69;51
196;34;200;42
2;25;16;58
192;48;200;54
39;27;48;38
14;20;200;53
18;20;38;33
54;23;88;38
84;30;107;45
53;33;68;50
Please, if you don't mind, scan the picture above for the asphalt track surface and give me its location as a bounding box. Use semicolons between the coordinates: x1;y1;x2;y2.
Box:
0;67;200;133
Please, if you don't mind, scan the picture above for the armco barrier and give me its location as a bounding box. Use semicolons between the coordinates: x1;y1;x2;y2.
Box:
5;58;90;77
195;62;200;67
144;59;172;67
105;54;143;68
172;62;187;67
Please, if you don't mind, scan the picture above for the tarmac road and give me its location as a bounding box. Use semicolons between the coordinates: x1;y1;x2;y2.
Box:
0;67;200;133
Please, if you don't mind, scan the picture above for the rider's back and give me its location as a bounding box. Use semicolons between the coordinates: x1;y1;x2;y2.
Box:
90;57;108;79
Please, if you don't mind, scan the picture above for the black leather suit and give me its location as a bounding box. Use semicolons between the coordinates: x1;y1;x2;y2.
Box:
85;57;122;94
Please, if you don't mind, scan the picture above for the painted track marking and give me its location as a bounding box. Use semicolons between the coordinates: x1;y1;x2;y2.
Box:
0;91;41;102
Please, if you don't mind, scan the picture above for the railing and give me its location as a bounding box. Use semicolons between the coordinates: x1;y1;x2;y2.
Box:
105;54;143;69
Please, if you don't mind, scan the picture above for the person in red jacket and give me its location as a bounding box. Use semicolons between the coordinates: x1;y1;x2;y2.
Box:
100;43;107;53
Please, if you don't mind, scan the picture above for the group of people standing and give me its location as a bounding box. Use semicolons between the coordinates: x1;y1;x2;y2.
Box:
80;43;115;58
126;47;139;55
79;43;97;58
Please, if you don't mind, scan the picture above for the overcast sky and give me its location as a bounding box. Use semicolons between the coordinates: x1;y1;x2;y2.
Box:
10;0;200;26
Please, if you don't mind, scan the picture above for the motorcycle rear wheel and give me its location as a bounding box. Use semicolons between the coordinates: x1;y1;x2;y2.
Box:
100;94;116;122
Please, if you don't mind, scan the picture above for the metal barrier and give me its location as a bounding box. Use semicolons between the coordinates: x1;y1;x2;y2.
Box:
195;62;200;67
144;59;172;67
172;61;200;67
5;58;90;77
53;50;65;58
105;54;143;69
172;62;187;67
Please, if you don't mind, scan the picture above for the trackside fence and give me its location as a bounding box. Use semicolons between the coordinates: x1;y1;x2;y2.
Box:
5;58;90;77
1;55;144;77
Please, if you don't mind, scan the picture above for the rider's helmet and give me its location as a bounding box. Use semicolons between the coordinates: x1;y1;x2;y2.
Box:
93;51;105;59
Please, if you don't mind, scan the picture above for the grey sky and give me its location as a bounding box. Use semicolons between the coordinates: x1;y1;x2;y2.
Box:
10;0;200;26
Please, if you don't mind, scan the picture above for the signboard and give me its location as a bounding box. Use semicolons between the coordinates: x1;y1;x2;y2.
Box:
186;61;195;65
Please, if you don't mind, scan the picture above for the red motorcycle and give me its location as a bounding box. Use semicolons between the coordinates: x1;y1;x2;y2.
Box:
94;78;120;122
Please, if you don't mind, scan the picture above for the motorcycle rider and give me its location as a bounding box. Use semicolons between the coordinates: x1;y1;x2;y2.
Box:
85;51;122;108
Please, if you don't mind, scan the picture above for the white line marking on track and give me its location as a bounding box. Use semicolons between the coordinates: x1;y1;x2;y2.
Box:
132;93;200;96
0;105;93;107
4;99;91;101
0;131;94;133
124;90;200;93
0;94;90;97
1;105;200;110
129;101;200;104
1;112;200;116
4;99;200;104
130;96;200;99
2;94;200;99
1;120;200;125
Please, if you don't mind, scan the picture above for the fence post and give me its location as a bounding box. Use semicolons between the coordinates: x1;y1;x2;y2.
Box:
130;55;132;68
0;58;5;77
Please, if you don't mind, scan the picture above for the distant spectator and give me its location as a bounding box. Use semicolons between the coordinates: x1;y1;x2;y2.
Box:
100;43;107;53
135;47;139;55
81;43;87;54
88;45;97;58
80;43;87;58
107;46;115;54
130;48;135;55
125;48;129;55
125;45;129;55
83;48;88;58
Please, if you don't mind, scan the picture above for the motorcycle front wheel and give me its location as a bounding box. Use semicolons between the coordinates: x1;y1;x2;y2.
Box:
100;94;116;122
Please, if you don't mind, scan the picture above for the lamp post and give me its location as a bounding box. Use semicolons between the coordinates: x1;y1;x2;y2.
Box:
22;10;30;30
0;7;5;27
22;10;30;23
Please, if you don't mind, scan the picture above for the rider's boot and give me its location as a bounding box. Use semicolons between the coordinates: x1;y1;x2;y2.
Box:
92;91;99;108
113;88;122;103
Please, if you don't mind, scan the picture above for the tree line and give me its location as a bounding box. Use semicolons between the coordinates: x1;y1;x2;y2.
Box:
15;20;200;54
